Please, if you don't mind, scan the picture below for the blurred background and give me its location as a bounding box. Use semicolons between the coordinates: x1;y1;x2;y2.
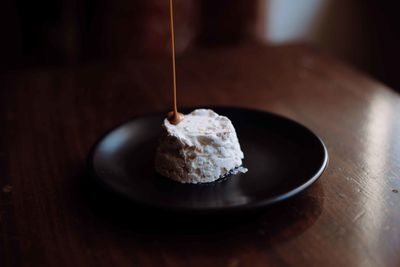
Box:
0;0;399;91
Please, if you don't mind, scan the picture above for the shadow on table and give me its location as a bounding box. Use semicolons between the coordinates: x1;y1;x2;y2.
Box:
73;169;324;247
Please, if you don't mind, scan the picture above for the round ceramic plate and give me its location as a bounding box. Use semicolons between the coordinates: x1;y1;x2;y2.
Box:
88;107;328;213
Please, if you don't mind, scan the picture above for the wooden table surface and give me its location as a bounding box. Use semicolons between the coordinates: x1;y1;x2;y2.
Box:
1;44;400;267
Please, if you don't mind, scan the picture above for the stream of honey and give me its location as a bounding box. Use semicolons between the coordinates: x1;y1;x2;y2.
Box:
167;0;184;125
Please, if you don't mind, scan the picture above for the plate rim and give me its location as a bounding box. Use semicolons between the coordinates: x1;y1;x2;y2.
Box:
87;106;329;213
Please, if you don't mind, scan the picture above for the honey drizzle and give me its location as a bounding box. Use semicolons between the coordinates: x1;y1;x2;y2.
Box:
168;0;184;125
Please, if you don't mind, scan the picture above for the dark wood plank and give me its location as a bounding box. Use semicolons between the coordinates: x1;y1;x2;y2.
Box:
1;44;399;267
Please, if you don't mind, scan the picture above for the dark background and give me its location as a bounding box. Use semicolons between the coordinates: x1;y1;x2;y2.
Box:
0;0;399;91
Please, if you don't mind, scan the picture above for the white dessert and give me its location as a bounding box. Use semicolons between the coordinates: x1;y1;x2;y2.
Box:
155;109;247;184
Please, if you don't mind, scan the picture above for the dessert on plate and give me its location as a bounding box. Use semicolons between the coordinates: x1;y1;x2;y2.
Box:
155;1;246;184
155;109;247;184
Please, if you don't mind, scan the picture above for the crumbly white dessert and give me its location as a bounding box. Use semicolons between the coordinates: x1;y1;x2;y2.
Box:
155;109;247;184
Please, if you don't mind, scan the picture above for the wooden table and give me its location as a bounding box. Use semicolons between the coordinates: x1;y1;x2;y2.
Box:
1;44;399;267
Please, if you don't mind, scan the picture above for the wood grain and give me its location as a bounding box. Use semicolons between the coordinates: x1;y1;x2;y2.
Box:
1;44;400;267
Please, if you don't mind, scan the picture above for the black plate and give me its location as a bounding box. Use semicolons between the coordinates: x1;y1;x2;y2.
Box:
88;107;328;213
